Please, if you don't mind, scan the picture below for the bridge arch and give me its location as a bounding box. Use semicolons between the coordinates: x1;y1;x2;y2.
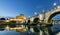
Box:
33;17;40;23
47;11;60;23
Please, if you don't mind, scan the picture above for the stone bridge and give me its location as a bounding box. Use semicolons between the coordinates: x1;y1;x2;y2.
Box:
28;6;60;24
26;6;60;35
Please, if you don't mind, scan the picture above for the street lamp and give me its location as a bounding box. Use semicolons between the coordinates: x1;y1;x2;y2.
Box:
28;16;30;18
53;3;57;6
34;12;37;15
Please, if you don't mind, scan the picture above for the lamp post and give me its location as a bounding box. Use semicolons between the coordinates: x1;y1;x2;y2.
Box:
34;12;37;15
53;3;57;6
53;2;57;9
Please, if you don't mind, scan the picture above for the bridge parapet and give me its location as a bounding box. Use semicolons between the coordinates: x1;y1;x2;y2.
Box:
44;6;60;24
28;6;60;24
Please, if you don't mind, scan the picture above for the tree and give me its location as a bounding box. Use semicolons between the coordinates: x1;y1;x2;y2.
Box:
0;24;6;31
0;18;6;20
9;21;16;28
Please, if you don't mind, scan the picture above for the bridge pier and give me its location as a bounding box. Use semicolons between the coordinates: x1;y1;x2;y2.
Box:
39;22;55;35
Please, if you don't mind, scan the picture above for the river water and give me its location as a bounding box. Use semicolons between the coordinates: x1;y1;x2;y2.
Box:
0;24;60;35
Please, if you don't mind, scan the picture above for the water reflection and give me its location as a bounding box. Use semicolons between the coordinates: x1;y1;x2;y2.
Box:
0;30;20;35
0;23;41;35
0;23;60;35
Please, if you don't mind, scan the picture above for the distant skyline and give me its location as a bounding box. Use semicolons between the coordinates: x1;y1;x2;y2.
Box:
0;0;60;20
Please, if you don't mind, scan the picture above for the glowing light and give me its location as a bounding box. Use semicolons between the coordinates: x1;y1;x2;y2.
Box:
14;27;26;32
28;16;30;18
5;20;10;22
57;6;60;8
5;25;10;30
53;3;57;6
34;12;37;15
